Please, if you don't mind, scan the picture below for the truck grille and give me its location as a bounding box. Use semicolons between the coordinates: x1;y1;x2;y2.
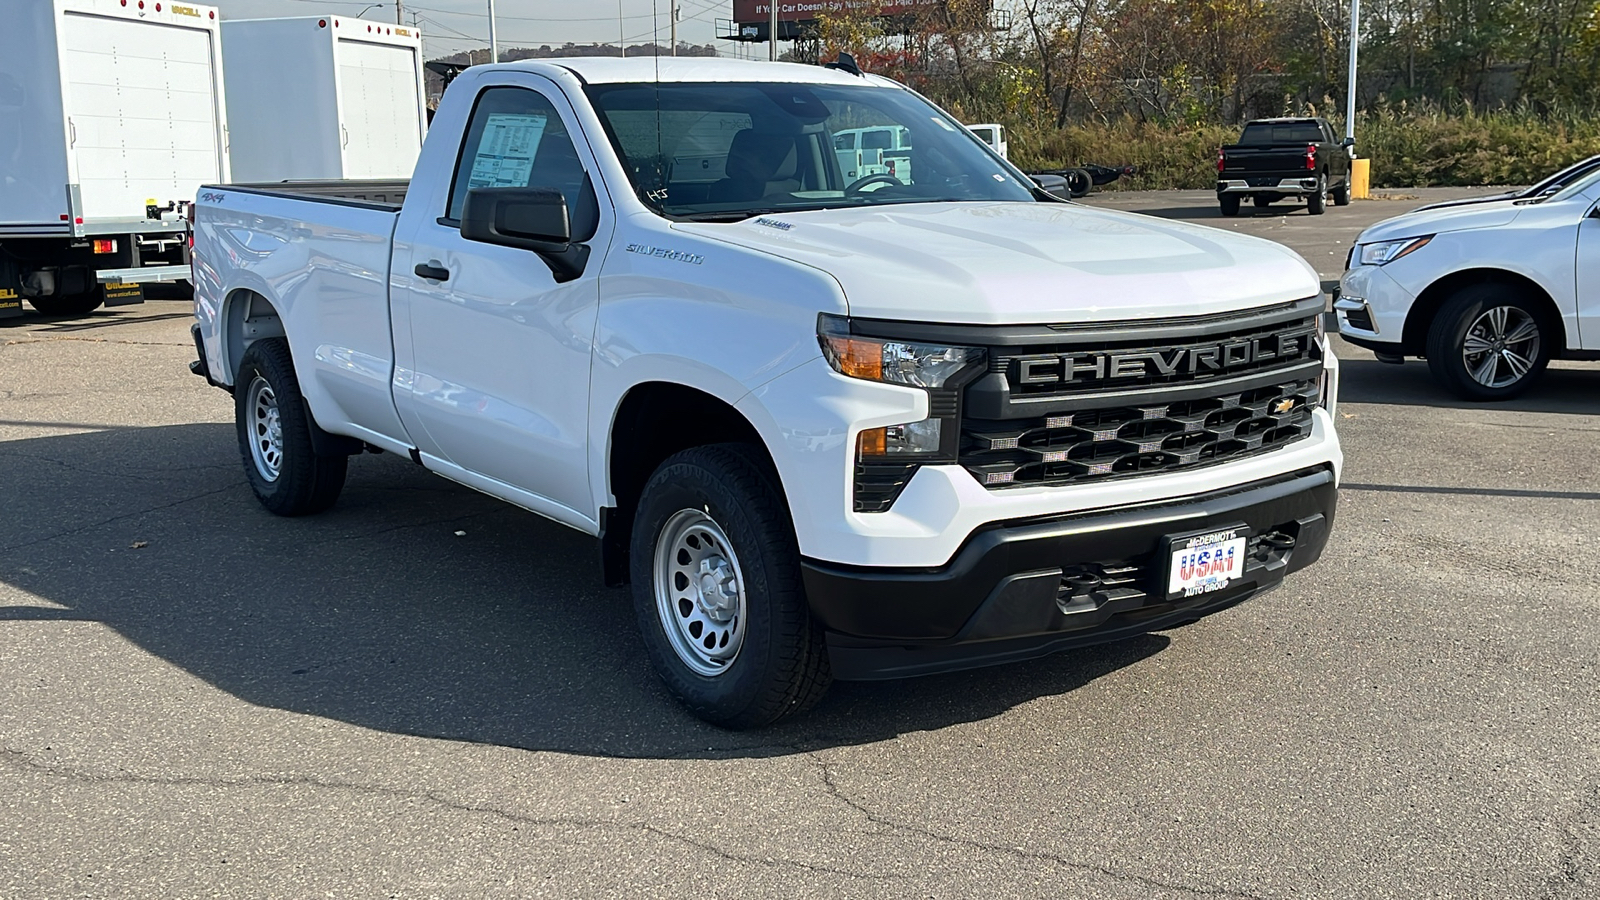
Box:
957;300;1323;490
962;379;1317;487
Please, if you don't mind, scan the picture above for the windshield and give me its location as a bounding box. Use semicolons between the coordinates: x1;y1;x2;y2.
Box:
1542;163;1600;203
1522;154;1600;198
1238;121;1325;144
584;81;1036;220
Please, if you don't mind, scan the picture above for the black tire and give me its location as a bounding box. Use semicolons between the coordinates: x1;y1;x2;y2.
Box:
1307;175;1326;215
1425;285;1552;401
234;338;348;516
1065;168;1092;198
629;444;831;728
26;292;103;316
1219;194;1241;217
1253;194;1273;208
1334;177;1352;206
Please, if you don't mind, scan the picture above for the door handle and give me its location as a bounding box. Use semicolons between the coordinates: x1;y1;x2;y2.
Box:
414;262;450;281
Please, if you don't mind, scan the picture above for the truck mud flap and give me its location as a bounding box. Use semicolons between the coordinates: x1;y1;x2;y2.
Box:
102;281;144;307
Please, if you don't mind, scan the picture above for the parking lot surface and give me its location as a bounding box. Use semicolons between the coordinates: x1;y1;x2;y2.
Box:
2;188;1596;898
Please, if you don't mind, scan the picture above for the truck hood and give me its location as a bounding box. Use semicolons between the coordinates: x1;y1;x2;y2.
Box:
674;201;1320;324
1357;199;1523;245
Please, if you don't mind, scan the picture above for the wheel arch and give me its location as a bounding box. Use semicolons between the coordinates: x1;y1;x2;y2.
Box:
1402;268;1568;356
600;381;783;587
220;288;287;383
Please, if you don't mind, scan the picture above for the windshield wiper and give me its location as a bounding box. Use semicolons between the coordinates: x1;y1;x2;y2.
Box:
672;206;837;223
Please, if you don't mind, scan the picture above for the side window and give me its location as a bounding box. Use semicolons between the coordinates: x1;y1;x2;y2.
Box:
446;87;588;224
834;132;856;151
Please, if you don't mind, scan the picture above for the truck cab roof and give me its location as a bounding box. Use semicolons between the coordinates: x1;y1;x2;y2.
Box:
496;57;890;87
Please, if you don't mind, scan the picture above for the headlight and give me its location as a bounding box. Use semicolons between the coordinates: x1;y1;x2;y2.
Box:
817;314;983;388
1356;235;1432;266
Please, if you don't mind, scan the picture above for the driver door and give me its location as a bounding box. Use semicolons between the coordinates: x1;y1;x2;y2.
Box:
390;78;609;526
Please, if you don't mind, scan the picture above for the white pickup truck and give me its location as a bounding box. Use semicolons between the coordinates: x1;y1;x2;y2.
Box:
191;58;1342;727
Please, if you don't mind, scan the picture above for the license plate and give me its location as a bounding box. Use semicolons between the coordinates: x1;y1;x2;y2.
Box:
1166;527;1249;600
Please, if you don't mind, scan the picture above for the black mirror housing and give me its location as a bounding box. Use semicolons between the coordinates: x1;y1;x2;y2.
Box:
1341;137;1356;147
460;187;589;282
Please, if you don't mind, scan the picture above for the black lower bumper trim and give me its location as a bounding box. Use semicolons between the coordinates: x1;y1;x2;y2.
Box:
802;466;1337;680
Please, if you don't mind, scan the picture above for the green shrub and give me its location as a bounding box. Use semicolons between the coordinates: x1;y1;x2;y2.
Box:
1008;105;1600;189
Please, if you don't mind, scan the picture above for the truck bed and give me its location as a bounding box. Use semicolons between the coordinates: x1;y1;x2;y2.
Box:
209;180;411;210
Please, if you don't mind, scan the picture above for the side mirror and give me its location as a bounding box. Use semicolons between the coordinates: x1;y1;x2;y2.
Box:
461;187;589;282
1341;137;1355;148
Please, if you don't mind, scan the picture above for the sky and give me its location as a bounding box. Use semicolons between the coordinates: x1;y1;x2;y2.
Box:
209;0;740;60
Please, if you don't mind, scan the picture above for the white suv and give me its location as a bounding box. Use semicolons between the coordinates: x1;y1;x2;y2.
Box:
1338;164;1600;399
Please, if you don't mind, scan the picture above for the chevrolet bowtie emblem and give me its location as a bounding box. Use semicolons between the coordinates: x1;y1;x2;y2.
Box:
1272;398;1297;414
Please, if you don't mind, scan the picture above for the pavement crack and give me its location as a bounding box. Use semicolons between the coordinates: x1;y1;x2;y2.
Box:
0;748;895;883
0;482;243;553
1541;778;1600;899
808;755;1270;899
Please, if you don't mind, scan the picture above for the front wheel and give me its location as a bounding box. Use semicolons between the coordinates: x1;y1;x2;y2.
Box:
234;338;348;515
1219;194;1241;217
629;444;831;728
1425;285;1551;401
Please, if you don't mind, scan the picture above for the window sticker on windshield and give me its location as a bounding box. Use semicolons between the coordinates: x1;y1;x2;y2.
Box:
468;113;548;190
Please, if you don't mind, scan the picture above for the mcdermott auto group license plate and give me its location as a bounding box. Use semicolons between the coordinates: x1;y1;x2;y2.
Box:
1165;526;1250;600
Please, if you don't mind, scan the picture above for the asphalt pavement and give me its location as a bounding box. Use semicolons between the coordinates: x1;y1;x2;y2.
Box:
2;188;1597;898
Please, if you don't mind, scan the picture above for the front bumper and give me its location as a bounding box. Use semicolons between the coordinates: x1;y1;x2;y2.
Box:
1217;177;1321;194
804;465;1336;680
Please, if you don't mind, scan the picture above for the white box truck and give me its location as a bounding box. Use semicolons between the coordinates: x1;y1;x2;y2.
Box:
221;17;426;184
0;0;228;318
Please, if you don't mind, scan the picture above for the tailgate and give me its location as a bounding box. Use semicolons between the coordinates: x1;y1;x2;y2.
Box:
1221;147;1308;175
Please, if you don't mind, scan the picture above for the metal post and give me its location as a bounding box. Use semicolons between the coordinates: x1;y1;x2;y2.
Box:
769;0;778;60
619;0;626;57
671;5;678;56
1345;0;1360;143
487;0;497;62
395;0;402;25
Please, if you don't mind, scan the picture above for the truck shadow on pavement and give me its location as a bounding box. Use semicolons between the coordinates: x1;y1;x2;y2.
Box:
0;423;1165;760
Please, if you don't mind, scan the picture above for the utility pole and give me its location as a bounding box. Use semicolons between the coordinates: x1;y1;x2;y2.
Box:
487;0;498;63
769;0;777;60
618;0;626;58
1345;0;1360;143
394;0;401;25
670;5;678;57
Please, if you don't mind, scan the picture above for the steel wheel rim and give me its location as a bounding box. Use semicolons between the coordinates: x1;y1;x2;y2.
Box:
246;375;284;482
1462;306;1540;389
652;508;747;677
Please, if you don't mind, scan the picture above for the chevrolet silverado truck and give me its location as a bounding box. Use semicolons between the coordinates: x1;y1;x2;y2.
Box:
1217;117;1354;217
190;58;1343;728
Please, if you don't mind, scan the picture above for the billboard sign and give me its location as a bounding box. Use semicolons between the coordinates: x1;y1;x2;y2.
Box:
731;0;944;23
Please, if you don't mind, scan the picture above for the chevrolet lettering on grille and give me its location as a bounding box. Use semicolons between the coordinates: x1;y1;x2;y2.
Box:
1016;326;1318;385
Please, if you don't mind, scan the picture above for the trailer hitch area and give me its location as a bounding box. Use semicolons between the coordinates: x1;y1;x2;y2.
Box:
147;199;191;222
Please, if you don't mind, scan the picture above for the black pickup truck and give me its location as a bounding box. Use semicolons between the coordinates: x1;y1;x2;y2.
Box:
1216;117;1354;216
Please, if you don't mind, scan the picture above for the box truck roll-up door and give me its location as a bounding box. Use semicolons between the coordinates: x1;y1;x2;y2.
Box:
338;40;422;179
60;13;221;221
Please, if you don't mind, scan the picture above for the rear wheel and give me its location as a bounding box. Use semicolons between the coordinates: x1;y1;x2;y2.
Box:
26;292;103;317
1307;175;1327;215
1219;194;1241;217
1425;285;1551;401
1334;177;1352;206
629;444;831;728
234;338;348;515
